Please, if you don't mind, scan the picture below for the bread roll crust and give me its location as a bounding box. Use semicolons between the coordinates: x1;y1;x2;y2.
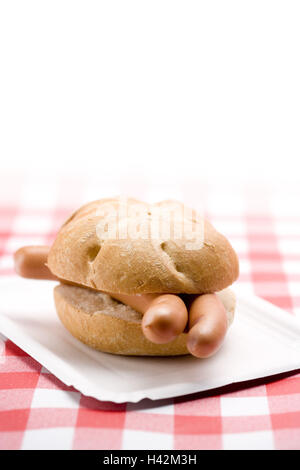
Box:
54;284;236;356
48;198;239;295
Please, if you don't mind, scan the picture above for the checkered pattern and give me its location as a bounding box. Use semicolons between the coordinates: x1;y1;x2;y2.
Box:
1;173;300;449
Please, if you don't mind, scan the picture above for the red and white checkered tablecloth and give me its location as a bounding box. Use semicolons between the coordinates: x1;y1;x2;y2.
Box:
1;173;300;450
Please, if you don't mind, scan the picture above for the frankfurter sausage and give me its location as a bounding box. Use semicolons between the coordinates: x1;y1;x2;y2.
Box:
142;294;188;344
108;292;188;343
13;245;188;344
186;293;228;358
14;246;57;280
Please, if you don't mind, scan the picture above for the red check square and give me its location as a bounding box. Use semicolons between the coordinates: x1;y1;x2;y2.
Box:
73;428;124;450
76;396;126;429
271;411;300;430
174;415;222;435
0;409;30;431
0;372;40;389
0;431;24;450
174;433;222;450
26;408;78;429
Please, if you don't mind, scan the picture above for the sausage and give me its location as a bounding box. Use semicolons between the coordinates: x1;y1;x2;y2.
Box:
186;293;228;358
13;245;188;344
14;246;57;280
111;292;188;344
142;294;188;344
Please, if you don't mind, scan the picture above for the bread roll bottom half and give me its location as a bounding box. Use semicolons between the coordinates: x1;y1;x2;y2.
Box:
54;284;236;356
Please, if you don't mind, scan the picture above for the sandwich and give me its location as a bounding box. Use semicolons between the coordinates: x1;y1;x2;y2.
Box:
14;197;239;357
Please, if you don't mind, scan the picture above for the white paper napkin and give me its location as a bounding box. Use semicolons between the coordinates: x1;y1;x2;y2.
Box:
0;277;300;403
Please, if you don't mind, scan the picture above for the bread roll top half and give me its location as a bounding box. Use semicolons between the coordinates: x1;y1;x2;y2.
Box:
48;197;239;295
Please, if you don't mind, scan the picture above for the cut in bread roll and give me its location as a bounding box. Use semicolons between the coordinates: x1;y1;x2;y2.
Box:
54;283;236;356
48;197;239;295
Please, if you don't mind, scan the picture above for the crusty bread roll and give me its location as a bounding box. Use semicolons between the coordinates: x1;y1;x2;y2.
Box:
54;283;236;356
48;197;239;295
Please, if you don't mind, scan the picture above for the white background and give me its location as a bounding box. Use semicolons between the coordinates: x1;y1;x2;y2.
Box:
0;1;299;184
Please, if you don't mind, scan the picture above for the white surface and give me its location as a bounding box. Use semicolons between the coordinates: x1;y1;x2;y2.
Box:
223;430;274;451
220;396;270;417
21;427;75;451
122;430;173;451
0;1;300;184
0;277;299;403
